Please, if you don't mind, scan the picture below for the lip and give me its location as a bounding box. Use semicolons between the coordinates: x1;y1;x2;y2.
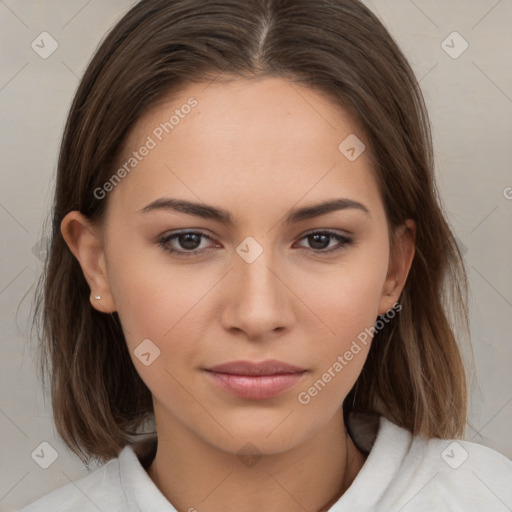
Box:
205;359;306;375
203;359;308;400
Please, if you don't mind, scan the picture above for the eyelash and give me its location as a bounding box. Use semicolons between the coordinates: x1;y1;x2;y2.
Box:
158;230;353;257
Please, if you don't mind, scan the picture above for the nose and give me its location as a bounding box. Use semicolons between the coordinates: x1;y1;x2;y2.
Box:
220;248;293;340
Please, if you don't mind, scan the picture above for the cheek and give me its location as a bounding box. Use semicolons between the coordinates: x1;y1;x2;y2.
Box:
104;240;217;390
294;330;371;434
294;273;380;417
301;256;388;343
293;242;388;397
104;227;200;336
105;259;201;401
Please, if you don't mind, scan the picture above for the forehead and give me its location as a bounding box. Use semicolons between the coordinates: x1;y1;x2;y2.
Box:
128;76;364;155
109;76;384;224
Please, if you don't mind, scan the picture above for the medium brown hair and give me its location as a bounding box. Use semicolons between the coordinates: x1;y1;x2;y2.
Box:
32;0;472;464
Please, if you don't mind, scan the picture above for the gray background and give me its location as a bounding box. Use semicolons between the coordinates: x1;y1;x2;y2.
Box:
1;0;511;510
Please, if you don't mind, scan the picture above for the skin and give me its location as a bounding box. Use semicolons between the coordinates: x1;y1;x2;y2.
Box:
61;76;415;512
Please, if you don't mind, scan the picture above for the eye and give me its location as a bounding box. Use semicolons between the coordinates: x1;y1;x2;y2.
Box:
295;230;353;254
158;229;353;257
158;231;218;257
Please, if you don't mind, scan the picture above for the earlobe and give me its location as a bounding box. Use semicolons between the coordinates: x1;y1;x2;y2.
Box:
378;219;416;316
60;211;117;313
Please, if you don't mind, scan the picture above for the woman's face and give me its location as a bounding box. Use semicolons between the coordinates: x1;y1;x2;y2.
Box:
67;77;414;455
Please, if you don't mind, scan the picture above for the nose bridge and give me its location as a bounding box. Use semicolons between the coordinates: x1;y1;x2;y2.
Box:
222;237;291;335
236;241;281;305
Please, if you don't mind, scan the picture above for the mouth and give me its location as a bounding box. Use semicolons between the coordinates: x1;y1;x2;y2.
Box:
202;359;308;400
204;359;307;376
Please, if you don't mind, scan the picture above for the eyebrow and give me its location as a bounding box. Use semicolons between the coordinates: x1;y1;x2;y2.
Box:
137;197;370;224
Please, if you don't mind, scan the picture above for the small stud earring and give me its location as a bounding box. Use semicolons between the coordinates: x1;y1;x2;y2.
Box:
93;295;101;300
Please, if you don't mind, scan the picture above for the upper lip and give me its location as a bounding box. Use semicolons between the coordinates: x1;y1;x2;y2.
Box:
204;359;307;376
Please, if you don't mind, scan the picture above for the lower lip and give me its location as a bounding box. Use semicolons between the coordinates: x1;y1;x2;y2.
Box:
203;371;307;400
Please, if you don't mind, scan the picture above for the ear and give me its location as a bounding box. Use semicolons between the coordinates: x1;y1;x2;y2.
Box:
60;211;117;313
378;219;416;316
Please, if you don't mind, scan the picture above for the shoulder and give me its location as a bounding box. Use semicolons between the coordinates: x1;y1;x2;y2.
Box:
16;436;168;512
380;416;512;510
16;451;126;512
341;412;512;511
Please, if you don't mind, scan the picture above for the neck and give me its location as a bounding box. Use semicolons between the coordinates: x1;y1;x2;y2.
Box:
146;407;367;512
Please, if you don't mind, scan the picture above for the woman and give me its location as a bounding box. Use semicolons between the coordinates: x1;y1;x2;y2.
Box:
23;0;512;510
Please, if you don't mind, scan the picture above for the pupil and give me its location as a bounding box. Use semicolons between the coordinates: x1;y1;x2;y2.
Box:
180;233;201;249
309;233;329;250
